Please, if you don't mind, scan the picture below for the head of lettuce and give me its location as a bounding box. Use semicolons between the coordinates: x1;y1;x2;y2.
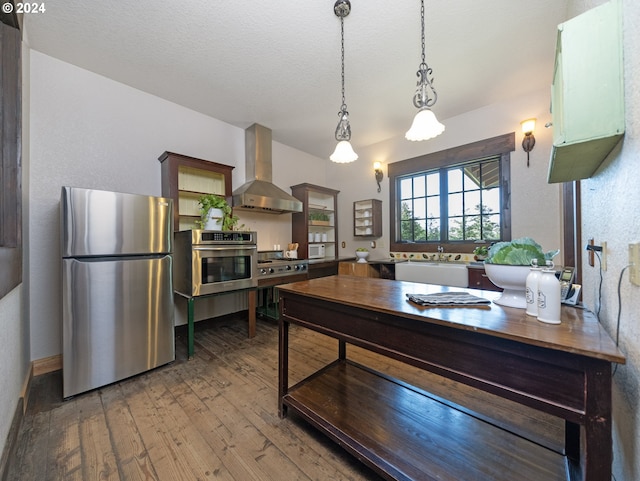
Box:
484;237;559;266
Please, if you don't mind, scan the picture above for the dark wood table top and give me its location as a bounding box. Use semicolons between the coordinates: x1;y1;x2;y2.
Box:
278;275;625;364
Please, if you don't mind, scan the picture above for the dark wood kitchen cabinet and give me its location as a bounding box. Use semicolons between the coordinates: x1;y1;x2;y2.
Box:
158;152;234;231
291;183;340;261
467;265;501;291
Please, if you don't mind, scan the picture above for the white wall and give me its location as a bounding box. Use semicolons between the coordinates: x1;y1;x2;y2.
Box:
28;51;326;354
328;87;562;262
576;0;640;479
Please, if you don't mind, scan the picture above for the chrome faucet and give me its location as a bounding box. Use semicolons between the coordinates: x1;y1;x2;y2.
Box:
437;245;446;261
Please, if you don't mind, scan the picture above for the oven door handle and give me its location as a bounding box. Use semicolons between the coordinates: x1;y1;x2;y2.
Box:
192;245;257;252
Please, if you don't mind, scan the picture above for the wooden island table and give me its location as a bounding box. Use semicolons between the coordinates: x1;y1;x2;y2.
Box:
277;275;625;481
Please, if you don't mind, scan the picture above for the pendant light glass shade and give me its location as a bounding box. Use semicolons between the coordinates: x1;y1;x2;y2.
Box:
405;0;444;142
330;140;358;163
405;107;445;141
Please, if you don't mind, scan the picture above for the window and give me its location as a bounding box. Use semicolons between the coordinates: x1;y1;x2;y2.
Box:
389;133;514;253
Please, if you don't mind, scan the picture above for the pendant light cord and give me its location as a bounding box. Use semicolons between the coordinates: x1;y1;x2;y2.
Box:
420;0;426;67
340;15;347;112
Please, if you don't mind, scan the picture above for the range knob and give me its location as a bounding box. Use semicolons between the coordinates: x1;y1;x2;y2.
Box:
260;268;268;275
286;265;292;271
268;268;274;274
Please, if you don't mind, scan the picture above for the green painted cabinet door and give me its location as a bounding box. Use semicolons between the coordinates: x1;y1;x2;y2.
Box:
548;0;624;183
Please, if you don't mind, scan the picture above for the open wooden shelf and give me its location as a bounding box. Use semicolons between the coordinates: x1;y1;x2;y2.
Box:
284;360;567;481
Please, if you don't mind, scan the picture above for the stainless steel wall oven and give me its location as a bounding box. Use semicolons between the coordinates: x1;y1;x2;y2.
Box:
174;230;258;297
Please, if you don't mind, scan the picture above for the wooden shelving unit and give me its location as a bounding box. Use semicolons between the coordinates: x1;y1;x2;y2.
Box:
353;199;382;238
291;183;340;260
158;151;234;231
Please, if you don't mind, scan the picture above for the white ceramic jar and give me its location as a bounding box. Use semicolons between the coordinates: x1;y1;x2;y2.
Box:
525;259;542;317
537;263;561;324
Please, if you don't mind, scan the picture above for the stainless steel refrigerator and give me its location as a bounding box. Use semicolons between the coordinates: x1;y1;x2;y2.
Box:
61;186;175;398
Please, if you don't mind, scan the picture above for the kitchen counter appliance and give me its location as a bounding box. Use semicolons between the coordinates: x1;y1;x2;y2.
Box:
256;250;308;319
174;230;258;297
61;187;175;398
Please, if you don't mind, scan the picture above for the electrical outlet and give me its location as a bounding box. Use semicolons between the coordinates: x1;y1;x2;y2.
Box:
601;241;607;271
630;243;640;286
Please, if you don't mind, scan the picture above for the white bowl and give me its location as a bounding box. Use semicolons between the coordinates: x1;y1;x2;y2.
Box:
483;264;531;308
355;251;369;263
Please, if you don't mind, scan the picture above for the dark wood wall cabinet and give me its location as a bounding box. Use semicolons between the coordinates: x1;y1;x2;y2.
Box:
158;152;234;231
353;199;382;238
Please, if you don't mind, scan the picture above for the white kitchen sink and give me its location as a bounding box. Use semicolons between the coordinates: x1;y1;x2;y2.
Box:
395;262;469;288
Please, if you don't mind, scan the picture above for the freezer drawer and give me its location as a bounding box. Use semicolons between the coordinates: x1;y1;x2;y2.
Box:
62;255;175;398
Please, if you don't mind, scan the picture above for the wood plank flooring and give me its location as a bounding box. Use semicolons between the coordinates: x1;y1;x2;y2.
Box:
6;314;564;481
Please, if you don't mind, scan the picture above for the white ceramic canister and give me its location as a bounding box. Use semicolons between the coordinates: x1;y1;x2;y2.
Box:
537;262;561;324
314;232;322;242
525;259;542;317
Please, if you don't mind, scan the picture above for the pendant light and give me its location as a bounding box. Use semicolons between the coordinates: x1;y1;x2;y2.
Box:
405;0;445;141
330;0;358;163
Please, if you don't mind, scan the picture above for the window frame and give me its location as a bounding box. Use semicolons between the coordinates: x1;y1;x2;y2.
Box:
388;133;514;254
0;12;23;298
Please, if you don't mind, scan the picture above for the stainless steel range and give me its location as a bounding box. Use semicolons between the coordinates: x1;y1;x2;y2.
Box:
257;251;308;286
256;251;308;319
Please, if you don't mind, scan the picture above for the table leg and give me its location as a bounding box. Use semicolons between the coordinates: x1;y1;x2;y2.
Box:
581;362;613;481
338;339;346;360
187;297;195;360
248;290;256;338
278;317;289;418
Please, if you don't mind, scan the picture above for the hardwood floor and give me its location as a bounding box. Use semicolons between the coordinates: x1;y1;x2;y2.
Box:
7;314;564;481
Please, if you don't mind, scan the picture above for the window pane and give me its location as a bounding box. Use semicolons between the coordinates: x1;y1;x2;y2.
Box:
448;169;463;192
426;196;440;218
464;215;481;239
401;200;412;219
413;197;426;219
481;160;500;188
426;173;439;195
400;220;413;241
464;191;481;214
483;187;500;213
448;192;463;217
483;214;501;239
427;218;440;241
414;219;427;241
448;218;463;240
413;175;426;198
400;178;413;200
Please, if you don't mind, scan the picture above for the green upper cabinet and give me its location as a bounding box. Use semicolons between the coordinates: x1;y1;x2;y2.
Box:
548;0;624;183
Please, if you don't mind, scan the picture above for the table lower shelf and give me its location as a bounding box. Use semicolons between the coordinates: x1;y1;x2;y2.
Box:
283;360;568;481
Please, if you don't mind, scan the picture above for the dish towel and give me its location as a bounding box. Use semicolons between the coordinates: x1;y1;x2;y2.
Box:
406;292;491;307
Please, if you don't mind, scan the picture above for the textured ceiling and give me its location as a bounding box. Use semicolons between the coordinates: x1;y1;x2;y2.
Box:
24;0;570;159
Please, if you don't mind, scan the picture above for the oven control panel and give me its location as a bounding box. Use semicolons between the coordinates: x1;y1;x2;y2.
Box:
259;262;308;277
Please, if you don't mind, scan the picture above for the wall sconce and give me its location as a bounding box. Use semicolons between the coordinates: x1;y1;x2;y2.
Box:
374;162;384;192
521;118;536;167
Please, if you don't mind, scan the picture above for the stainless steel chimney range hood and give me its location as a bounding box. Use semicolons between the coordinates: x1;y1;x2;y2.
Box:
232;124;303;214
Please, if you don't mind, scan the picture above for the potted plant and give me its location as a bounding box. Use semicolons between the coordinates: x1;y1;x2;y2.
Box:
473;245;489;261
483;237;559;308
309;212;330;226
196;194;239;231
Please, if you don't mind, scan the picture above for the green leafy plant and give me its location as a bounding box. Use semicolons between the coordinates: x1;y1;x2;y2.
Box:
196;194;239;230
473;245;489;257
356;247;369;252
485;237;559;266
309;212;330;222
